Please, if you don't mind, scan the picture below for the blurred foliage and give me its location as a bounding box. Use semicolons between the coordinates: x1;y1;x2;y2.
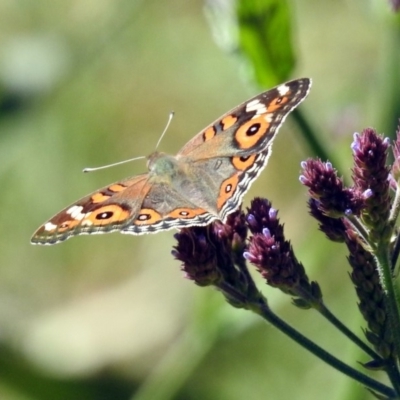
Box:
0;0;400;399
237;0;295;86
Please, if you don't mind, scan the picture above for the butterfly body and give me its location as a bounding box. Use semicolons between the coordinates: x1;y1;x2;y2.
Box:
32;78;311;245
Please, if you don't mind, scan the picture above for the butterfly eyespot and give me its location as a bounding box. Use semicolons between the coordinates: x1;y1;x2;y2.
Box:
246;123;261;136
267;95;290;112
168;208;206;219
235;116;269;149
135;208;162;225
217;175;239;210
96;211;114;220
57;220;80;232
232;155;257;171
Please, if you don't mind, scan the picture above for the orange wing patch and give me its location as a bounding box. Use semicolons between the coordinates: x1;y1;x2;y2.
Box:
135;208;162;225
203;126;217;142
267;95;289;112
217;175;239;210
221;115;237;130
56;219;80;233
234;116;270;150
91;193;111;204
231;155;257;171
108;184;126;193
168;208;207;219
86;205;131;225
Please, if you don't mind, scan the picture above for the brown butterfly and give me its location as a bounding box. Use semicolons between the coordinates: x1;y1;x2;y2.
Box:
31;78;311;245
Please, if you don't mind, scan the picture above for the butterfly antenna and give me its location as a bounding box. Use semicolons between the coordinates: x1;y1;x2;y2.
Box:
83;155;146;173
83;112;173;173
155;111;174;150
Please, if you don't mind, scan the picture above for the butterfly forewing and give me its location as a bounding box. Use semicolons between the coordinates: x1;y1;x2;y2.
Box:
31;174;150;244
177;78;311;158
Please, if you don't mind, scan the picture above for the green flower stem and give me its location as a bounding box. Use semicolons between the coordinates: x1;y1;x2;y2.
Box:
244;294;395;398
318;303;400;395
389;185;400;267
315;303;381;361
391;234;400;272
292;109;339;168
217;281;394;397
346;216;370;246
386;359;400;395
389;183;400;225
294;285;380;361
374;244;400;362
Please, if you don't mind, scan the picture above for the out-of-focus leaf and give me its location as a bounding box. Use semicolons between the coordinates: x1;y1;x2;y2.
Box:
237;0;295;87
205;0;296;87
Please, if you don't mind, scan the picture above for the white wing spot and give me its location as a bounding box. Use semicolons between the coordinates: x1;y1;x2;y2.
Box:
246;99;267;114
277;84;289;96
265;113;273;123
66;205;86;221
246;99;260;108
66;205;82;215
44;222;57;231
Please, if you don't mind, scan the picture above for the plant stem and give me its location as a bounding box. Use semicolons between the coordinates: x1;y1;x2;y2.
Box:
347;215;370;245
391;233;400;273
316;303;381;361
244;294;395;398
292;109;339;168
389;184;400;225
374;244;400;362
386;358;400;395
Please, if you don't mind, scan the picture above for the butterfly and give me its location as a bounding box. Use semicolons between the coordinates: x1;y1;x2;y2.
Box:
31;78;311;245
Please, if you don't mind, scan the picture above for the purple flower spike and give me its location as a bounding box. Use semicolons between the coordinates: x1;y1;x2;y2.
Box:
352;128;390;239
300;158;364;218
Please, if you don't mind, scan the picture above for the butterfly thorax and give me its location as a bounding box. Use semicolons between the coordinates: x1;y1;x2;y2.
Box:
147;151;184;182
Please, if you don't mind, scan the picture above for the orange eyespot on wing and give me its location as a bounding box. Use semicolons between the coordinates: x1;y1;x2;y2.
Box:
267;95;290;112
86;204;131;225
217;175;239;210
231;155;257;171
234;116;270;150
134;208;162;225
168;208;207;219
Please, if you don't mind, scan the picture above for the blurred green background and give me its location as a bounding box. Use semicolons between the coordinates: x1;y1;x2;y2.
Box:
0;0;399;399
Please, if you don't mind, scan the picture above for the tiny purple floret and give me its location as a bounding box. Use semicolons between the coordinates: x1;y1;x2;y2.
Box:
262;228;271;238
268;208;278;219
362;189;373;199
299;175;307;184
